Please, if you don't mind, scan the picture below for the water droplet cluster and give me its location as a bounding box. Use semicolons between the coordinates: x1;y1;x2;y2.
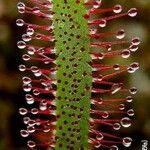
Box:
17;0;56;149
17;0;140;149
86;0;139;149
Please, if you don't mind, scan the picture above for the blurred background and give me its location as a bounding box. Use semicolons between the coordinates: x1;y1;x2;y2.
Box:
0;0;149;150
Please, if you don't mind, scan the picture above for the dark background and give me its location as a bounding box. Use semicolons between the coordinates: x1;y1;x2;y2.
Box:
0;0;149;150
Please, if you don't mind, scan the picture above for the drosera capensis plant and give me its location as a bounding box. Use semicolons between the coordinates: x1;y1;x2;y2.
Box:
17;0;140;149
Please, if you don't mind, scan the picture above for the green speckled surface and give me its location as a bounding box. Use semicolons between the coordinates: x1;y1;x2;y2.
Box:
53;0;92;149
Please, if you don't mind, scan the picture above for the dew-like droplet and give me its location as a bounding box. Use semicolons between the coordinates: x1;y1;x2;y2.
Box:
93;0;102;9
127;66;135;74
31;66;39;73
102;111;109;118
16;19;24;26
90;29;97;34
22;34;32;42
116;29;125;39
25;94;34;104
27;126;35;133
110;145;118;150
129;87;137;95
17;41;26;49
121;49;130;58
43;125;50;133
33;89;40;95
113;64;120;71
44;58;52;64
26;27;34;36
96;133;104;140
35;119;41;126
23;117;30;124
31;108;39;115
23;84;32;92
35;34;43;40
32;7;40;13
34;70;42;77
130;62;139;71
126;96;133;103
27;140;36;148
94;141;101;148
20;130;29;137
128;8;137;17
28;119;36;127
27;47;35;55
22;54;31;61
98;53;104;60
25;94;33;100
17;2;25;14
19;64;26;72
120;117;131;128
129;45;139;52
122;137;132;147
17;2;25;9
113;123;121;130
113;5;122;14
96;98;103;105
99;19;107;28
95;75;103;82
119;104;125;110
39;100;47;111
127;109;134;116
19;108;28;115
131;37;140;46
22;77;32;84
